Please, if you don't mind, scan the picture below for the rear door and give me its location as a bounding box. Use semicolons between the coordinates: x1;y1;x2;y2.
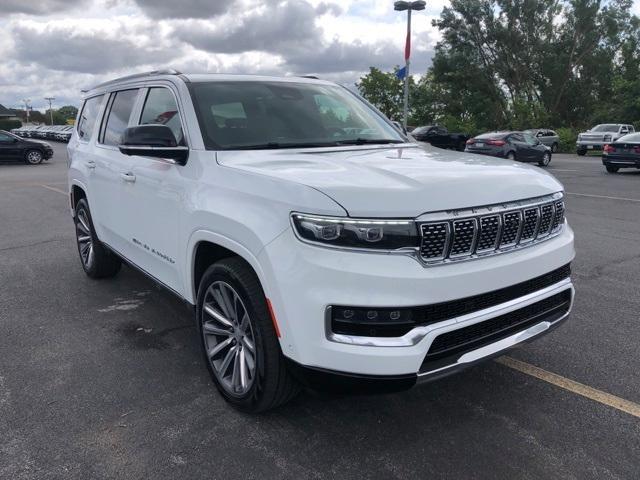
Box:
508;133;531;160
91;88;142;256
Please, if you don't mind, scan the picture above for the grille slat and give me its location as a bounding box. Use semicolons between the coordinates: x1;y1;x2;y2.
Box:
418;195;564;264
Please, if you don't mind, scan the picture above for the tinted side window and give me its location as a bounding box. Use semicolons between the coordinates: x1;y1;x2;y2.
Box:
101;89;139;146
0;132;14;142
523;133;537;145
139;88;184;145
77;95;104;141
510;133;525;142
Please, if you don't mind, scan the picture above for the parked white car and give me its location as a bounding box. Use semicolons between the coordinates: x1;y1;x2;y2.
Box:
576;123;635;155
68;70;575;412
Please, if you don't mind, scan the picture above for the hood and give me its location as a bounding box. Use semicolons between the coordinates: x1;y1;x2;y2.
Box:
27;139;52;147
217;144;563;217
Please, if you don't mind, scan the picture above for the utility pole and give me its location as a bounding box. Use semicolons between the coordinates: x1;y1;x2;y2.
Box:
394;1;425;130
45;97;56;125
22;99;31;124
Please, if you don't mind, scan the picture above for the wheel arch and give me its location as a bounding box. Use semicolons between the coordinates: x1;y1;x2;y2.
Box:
69;181;88;217
187;231;268;306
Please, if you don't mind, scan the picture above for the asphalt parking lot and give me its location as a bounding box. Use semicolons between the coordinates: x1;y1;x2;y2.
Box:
1;143;639;480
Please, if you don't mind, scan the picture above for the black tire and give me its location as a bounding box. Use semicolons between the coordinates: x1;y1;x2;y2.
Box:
74;198;121;278
577;149;587;156
538;152;551;167
506;151;516;161
551;143;558;153
197;258;299;412
25;149;43;165
605;165;619;173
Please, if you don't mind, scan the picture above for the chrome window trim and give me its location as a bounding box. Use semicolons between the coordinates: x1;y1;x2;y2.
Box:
326;277;573;347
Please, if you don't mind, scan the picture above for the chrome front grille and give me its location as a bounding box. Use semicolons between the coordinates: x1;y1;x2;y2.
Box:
418;193;565;265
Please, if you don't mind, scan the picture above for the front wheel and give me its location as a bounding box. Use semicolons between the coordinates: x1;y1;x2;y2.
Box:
25;149;43;165
538;152;551;167
197;258;299;412
605;165;619;173
577;149;587;156
551;143;558;153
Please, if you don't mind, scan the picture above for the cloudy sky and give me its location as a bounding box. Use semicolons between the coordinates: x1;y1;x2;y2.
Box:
0;0;448;111
1;0;639;112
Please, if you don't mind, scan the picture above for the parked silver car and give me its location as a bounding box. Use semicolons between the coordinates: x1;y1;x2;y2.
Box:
576;124;635;155
525;129;559;153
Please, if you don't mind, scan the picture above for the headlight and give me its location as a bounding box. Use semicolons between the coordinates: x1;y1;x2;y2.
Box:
291;213;419;250
604;135;612;142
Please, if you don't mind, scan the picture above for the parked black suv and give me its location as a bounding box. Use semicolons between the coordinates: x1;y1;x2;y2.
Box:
0;130;54;164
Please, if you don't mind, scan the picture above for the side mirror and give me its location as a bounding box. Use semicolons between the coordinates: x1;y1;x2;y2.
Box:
392;120;407;135
119;125;188;164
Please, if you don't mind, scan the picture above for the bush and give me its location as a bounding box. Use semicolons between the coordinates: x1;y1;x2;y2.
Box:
0;120;22;131
555;127;578;153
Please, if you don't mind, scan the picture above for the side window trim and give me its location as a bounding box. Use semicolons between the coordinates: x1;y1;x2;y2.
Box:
76;94;105;144
97;88;143;148
138;84;188;147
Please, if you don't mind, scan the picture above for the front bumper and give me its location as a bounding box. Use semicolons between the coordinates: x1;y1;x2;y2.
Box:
259;224;575;377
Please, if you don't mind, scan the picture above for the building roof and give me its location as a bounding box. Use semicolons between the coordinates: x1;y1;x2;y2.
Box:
0;104;15;117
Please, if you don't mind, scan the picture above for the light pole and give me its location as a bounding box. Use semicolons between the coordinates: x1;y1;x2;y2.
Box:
45;97;56;125
22;98;31;124
394;1;425;130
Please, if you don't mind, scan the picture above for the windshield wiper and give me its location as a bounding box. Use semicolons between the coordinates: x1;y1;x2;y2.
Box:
230;142;339;150
335;138;404;146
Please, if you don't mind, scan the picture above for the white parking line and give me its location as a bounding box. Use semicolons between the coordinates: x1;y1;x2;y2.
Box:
566;192;640;203
497;356;640;419
39;184;67;195
549;169;578;172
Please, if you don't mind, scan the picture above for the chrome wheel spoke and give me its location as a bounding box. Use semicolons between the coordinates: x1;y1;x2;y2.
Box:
204;304;233;328
218;345;237;377
242;336;255;353
86;244;94;266
208;337;233;358
203;322;232;336
243;347;255;372
230;349;240;391
239;348;248;389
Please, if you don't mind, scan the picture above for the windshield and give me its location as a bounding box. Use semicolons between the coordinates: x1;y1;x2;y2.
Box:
591;124;619;132
189;81;405;150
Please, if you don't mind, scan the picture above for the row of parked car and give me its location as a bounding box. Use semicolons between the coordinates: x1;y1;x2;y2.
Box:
11;124;74;142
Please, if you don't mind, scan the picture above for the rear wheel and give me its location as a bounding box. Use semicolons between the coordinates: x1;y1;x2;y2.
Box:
605;165;619;173
538;152;551;167
506;151;516;161
197;258;299;412
25;149;43;165
551;143;558;153
74;199;121;278
577;149;587;156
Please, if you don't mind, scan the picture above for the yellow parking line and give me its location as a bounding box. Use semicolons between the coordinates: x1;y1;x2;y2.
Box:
566;192;640;203
496;356;640;419
40;184;67;195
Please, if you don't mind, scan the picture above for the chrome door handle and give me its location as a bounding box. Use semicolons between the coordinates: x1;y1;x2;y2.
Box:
120;172;136;183
87;161;96;169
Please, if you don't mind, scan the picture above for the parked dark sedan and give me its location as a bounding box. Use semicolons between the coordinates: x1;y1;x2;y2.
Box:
465;131;552;167
412;125;470;151
602;132;640;173
0;130;53;164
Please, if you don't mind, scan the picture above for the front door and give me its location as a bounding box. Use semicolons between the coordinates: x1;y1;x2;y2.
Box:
120;86;187;293
0;132;22;160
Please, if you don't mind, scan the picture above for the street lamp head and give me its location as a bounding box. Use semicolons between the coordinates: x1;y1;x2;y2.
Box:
394;0;426;10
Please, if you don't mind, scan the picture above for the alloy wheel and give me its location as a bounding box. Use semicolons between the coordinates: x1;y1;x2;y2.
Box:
542;153;551;166
27;150;42;164
76;209;94;268
202;281;256;396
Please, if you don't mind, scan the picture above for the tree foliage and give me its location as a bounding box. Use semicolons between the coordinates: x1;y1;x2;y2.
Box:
358;0;640;135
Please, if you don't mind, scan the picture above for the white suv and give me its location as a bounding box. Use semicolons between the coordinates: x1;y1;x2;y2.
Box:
68;70;575;412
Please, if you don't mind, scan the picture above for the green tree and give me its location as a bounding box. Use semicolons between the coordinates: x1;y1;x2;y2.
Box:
357;67;415;122
57;105;78;121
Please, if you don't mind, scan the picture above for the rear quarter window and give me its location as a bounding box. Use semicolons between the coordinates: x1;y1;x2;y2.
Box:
77;95;104;142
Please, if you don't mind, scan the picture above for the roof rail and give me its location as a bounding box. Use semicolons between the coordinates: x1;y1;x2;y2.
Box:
85;69;182;92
